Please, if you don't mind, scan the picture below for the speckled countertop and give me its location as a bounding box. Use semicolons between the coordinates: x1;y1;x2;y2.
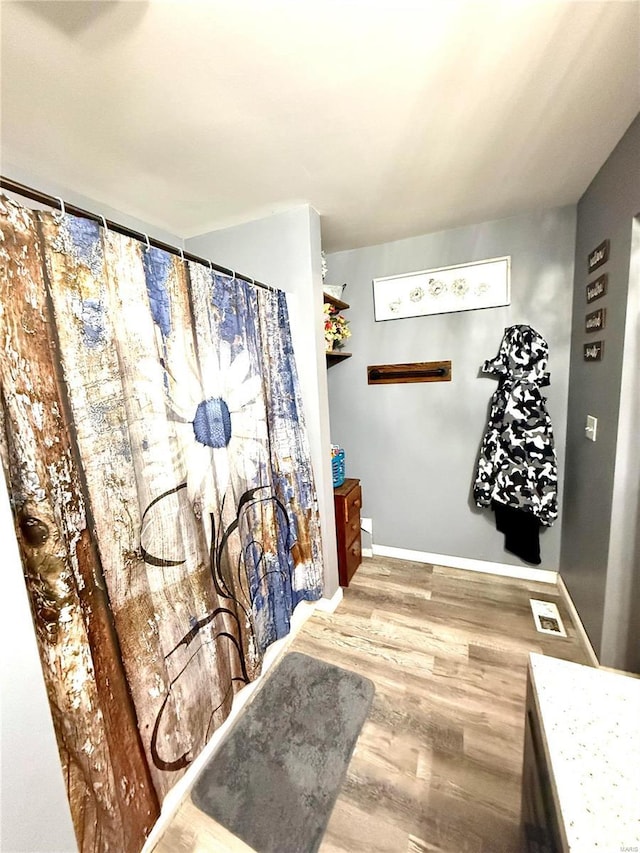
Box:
529;653;640;851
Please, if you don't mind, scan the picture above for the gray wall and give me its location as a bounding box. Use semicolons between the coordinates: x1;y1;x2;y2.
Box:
326;206;577;572
560;114;640;668
186;207;340;596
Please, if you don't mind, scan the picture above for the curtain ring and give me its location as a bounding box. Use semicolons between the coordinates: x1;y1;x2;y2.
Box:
54;196;66;216
208;260;213;270
143;233;151;252
100;215;108;232
179;248;185;262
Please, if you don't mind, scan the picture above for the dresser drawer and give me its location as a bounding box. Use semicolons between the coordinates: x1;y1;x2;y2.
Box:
344;484;362;523
343;533;362;586
344;507;360;544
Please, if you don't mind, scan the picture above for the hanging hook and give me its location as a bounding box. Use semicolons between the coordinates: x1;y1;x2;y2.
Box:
100;215;108;232
208;259;213;271
143;233;151;252
54;196;66;217
179;248;185;263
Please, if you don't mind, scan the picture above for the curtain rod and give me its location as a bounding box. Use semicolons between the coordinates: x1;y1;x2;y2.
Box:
0;176;274;292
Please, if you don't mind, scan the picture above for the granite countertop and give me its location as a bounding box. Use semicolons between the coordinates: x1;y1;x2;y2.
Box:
529;653;640;851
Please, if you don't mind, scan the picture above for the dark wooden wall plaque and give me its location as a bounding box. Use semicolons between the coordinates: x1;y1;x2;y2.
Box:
588;239;610;274
586;273;608;303
584;341;604;361
367;360;451;384
585;307;606;333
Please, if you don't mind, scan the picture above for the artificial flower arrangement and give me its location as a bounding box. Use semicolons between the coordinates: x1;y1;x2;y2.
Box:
323;302;351;350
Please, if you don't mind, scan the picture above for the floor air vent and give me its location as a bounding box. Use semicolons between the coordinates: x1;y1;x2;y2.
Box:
529;599;567;637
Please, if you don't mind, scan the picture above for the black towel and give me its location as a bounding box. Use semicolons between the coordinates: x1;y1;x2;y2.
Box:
492;500;541;565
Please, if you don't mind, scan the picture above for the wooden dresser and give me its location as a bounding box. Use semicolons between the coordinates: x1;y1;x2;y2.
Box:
333;478;362;587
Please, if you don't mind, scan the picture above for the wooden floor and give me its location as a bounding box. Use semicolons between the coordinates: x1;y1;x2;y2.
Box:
152;556;592;853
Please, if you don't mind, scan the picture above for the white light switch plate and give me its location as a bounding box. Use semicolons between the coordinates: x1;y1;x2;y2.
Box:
585;415;598;442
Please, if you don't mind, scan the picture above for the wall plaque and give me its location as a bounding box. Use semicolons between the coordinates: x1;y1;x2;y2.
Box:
584;340;604;361
585;307;606;333
372;256;510;321
588;239;610;273
586;273;608;303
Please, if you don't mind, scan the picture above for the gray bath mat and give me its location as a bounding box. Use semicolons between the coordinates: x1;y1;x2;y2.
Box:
192;651;375;853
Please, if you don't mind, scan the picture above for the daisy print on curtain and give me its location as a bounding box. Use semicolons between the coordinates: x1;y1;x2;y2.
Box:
0;193;323;853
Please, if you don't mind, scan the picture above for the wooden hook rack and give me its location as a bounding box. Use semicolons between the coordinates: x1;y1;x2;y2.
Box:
367;360;452;385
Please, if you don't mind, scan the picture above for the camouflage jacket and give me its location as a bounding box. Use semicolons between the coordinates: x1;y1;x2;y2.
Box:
473;325;558;526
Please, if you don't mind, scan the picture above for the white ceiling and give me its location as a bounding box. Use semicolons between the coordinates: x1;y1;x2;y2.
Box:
1;1;639;252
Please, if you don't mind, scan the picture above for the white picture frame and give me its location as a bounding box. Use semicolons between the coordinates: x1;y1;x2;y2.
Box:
373;256;511;321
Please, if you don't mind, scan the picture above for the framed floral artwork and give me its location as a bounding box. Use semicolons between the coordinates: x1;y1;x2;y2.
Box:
372;256;511;321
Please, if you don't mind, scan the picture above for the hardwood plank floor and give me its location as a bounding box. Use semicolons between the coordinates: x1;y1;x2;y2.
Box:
152;556;591;853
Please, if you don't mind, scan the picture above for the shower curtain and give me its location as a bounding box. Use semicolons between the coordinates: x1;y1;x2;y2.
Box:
0;194;323;852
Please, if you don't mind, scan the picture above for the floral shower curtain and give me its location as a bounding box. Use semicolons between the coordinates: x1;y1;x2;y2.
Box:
0;194;323;852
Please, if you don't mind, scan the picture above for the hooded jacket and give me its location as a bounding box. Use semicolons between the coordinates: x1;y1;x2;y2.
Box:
474;325;558;527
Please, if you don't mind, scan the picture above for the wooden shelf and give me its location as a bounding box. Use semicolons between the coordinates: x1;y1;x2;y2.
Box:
323;292;350;311
323;290;351;366
326;350;352;366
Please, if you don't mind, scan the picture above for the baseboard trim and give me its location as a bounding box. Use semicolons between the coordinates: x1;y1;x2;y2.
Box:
557;574;600;667
371;544;558;584
362;547;373;558
315;585;343;613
